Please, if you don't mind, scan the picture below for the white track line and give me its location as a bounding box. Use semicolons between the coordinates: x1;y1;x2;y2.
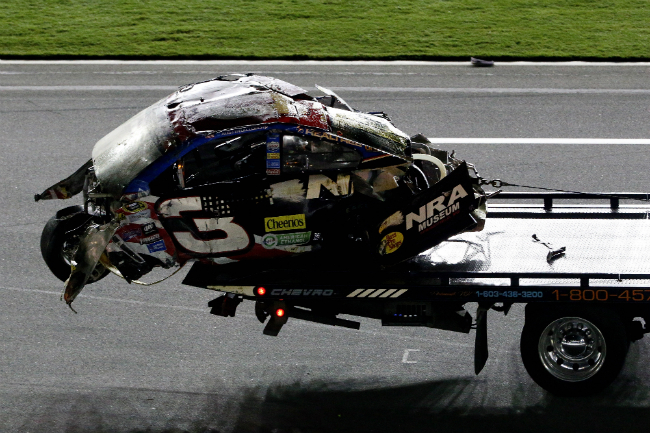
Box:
0;285;473;348
0;83;643;143
426;138;650;144
2;85;649;95
0;85;176;91
2;60;650;66
331;87;650;94
0;285;206;312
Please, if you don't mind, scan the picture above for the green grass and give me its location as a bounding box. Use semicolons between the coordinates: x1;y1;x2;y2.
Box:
1;0;649;60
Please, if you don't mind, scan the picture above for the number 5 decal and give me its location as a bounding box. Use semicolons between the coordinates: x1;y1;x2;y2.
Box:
158;196;251;254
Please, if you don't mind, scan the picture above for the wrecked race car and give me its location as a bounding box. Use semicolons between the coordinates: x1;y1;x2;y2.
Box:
36;74;487;309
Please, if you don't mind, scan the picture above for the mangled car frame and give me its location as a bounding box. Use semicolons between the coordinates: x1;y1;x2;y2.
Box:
37;74;487;302
37;74;650;396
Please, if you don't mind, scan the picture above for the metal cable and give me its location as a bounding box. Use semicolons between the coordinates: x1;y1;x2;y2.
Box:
480;178;650;203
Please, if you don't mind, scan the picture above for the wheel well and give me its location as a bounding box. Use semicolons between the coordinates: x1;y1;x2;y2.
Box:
613;305;650;342
525;303;650;342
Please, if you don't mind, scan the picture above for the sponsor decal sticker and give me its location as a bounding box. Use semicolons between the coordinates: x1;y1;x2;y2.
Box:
126;209;151;223
264;214;306;232
266;160;281;169
146;239;167;253
261;231;311;249
122;201;148;214
120;228;142;241
379;232;404;255
141;222;158;236
266;133;281;175
140;234;162;245
262;234;278;248
405;184;468;233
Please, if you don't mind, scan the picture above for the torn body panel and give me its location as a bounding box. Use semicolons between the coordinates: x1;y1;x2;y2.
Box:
327;108;411;158
165;76;325;144
169;90;329;138
63;220;119;305
35;159;92;201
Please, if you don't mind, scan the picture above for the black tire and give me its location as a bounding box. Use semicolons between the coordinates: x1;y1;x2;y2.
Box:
40;205;109;283
520;304;629;396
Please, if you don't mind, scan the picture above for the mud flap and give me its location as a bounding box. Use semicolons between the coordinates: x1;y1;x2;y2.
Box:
376;162;479;267
474;305;489;374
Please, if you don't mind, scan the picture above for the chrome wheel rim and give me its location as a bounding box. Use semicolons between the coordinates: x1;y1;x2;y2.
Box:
61;239;77;266
538;317;606;382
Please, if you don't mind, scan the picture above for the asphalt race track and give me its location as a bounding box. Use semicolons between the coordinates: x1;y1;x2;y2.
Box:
1;61;650;433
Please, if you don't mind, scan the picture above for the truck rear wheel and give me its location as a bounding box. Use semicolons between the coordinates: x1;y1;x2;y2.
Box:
520;304;628;396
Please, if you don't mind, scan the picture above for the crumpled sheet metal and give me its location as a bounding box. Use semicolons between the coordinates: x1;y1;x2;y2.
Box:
167;82;328;141
35;159;92;201
166;82;255;141
237;75;310;97
173;75;309;101
90;76;327;199
63;220;119;306
352;164;409;201
89;74;416;201
327;107;410;158
92;102;176;197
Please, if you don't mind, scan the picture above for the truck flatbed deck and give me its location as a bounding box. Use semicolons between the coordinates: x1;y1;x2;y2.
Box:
183;192;650;396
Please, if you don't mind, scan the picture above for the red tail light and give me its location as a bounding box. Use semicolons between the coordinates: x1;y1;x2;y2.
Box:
256;287;266;296
275;308;285;317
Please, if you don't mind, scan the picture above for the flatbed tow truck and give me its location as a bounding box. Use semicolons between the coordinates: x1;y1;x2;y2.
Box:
184;191;650;396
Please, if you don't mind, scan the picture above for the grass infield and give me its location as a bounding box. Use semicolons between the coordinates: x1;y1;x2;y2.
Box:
2;0;649;60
